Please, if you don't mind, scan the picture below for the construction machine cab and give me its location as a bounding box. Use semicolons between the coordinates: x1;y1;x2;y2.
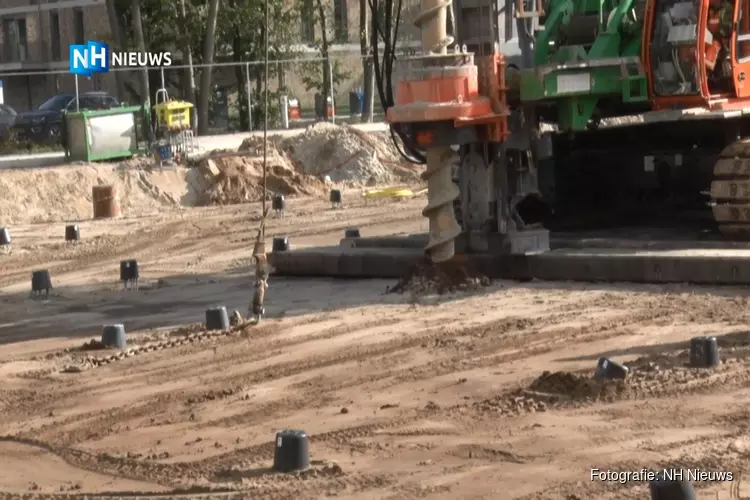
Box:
644;0;750;105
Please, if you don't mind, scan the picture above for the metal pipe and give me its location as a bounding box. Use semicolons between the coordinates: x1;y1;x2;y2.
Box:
262;0;269;227
0;52;424;78
419;0;448;54
245;62;252;131
327;55;335;124
280;95;289;129
74;74;79;111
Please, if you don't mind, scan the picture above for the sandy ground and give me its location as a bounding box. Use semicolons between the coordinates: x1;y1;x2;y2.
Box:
0;124;390;170
2;194;750;499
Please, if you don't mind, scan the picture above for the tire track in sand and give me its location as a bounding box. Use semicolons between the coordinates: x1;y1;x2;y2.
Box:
0;434;394;500
16;304;589;447
0;221;193;289
3;297;683;488
203;307;679;431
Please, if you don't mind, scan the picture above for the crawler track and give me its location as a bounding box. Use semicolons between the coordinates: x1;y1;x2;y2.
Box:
712;137;750;239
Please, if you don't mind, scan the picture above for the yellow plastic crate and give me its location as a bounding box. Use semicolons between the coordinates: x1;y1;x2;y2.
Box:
154;101;193;130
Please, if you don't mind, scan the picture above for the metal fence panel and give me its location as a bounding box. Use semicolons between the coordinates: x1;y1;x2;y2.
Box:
0;55;387;135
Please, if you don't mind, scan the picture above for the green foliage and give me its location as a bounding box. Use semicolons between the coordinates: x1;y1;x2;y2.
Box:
113;0;300;63
299;59;352;94
292;0;352;96
114;0;183;51
113;0;345;130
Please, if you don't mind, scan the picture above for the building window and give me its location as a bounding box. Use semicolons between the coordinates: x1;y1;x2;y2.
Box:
301;0;314;44
333;0;348;42
3;18;28;62
50;11;61;60
73;8;84;45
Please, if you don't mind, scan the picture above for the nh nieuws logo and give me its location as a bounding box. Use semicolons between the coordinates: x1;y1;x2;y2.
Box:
69;41;172;77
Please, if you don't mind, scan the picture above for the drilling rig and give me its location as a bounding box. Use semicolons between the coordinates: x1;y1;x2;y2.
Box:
516;0;750;239
374;0;750;253
270;0;750;280
370;0;550;265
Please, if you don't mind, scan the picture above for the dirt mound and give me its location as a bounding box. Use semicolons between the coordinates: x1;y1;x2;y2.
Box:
473;371;631;416
80;339;107;351
194;124;423;205
479;361;745;415
0;125;415;225
528;370;629;401
238;135;285;152
0;159;207;224
195;148;324;206
388;259;491;295
279;122;422;185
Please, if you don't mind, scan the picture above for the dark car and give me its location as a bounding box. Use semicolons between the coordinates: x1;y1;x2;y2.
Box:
13;91;120;143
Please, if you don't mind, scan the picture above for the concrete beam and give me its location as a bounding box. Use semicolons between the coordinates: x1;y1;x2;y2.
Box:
270;245;750;285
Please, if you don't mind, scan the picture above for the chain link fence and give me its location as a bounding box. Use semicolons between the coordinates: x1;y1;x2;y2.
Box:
0;54;386;136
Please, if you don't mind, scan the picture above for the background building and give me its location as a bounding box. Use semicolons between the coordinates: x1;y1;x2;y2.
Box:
0;0;114;110
0;0;422;112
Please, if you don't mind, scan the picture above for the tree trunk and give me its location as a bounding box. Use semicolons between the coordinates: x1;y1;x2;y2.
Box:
359;0;374;122
233;34;249;131
130;0;152;141
198;0;221;136
178;0;197;105
315;0;331;120
105;0;126;101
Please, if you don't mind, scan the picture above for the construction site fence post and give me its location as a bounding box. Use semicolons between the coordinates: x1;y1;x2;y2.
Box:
327;55;336;124
74;74;80;111
280;95;289;129
245;62;253;131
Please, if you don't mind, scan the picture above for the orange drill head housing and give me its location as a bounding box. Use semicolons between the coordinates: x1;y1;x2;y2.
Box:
386;49;509;145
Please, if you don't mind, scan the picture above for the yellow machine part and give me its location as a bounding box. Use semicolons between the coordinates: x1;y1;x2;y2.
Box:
154;101;194;130
363;187;415;199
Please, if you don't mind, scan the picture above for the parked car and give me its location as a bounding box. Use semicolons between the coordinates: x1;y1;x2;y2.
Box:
12;91;120;143
0;104;17;140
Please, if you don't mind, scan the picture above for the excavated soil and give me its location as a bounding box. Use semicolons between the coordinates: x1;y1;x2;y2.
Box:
244;122;424;186
0;158;204;224
4;187;750;498
527;370;629;401
194;152;325;206
0;123;422;225
388;258;491;295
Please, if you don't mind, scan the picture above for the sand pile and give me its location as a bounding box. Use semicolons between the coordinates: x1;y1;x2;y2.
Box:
195;143;324;206
278;122;421;186
0;124;418;225
238;135;284;152
196;124;422;205
0;159;207;224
